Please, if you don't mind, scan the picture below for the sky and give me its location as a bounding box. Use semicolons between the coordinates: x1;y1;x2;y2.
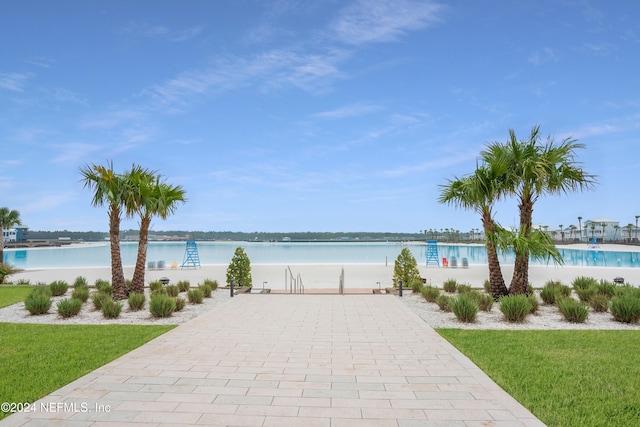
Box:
2;0;640;234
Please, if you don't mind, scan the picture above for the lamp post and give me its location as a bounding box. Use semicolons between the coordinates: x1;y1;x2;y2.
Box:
578;216;582;243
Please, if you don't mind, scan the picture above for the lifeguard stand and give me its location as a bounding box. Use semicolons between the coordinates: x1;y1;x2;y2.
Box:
181;240;201;269
425;240;440;267
588;237;600;249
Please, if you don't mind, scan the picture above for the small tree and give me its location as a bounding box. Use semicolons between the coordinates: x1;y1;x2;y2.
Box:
0;207;22;263
226;247;252;288
392;248;421;290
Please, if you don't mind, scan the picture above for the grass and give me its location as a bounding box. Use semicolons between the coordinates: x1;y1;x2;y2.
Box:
0;286;34;308
438;329;640;427
0;323;174;420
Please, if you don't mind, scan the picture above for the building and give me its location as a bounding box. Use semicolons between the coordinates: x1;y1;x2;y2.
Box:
2;227;29;243
581;217;620;242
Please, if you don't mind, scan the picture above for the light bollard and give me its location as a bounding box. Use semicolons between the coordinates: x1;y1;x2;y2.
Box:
398;280;403;297
230;279;234;298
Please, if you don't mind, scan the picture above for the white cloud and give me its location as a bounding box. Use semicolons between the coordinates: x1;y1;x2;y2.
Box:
51;142;105;164
0;72;32;92
528;47;559;65
313;103;381;119
330;0;444;45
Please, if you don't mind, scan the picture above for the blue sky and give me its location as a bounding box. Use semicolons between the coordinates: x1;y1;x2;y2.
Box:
2;0;639;233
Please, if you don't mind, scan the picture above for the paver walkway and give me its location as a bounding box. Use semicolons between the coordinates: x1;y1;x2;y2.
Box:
2;295;545;426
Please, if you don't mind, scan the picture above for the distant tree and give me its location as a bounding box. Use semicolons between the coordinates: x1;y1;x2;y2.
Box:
0;207;21;263
226;247;252;288
392;247;422;291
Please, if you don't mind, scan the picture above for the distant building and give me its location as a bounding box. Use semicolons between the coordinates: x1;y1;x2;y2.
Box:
582;217;619;242
3;227;29;242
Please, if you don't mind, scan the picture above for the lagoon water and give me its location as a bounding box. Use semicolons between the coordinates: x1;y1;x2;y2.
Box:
4;241;640;269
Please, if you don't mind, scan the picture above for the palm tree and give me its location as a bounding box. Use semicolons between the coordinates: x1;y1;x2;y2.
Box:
601;222;606;242
569;224;577;242
558;224;563;242
438;164;509;298
0;207;21;263
590;223;596;239
635;215;639;241
613;225;620;242
127;168;187;294
79;162;129;300
578;216;583;242
626;224;634;242
482;126;597;294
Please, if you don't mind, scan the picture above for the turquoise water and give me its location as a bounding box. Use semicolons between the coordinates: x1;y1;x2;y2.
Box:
4;241;640;269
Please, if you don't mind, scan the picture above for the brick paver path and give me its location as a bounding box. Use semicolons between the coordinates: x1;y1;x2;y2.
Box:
1;295;544;426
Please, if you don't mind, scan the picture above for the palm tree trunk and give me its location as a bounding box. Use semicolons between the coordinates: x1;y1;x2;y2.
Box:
510;196;533;294
109;206;127;300
131;216;151;294
482;213;508;299
0;226;4;263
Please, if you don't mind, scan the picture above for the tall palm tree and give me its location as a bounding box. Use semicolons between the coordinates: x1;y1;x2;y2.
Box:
127;168;187;294
601;222;606;242
613;225;620;242
482;126;597;294
79;162;128;300
559;224;563;242
569;224;577;241
635;216;639;241
439;164;509;298
0;207;21;263
578;216;583;242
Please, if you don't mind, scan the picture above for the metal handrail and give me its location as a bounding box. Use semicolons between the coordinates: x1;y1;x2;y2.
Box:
285;266;304;294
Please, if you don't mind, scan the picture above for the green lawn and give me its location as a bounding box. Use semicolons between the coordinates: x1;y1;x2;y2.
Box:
438;329;640;427
0;285;34;308
0;323;174;420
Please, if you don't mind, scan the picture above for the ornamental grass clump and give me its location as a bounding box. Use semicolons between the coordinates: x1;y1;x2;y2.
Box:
420;285;440;303
174;297;186;311
451;294;478;323
483;279;490;294
528;293;540;314
127;292;146;311
149;280;163;293
589;293;610;312
475;292;494;312
596;280;617;298
24;290;52;315
187;288;204;304
73;276;88;288
49;280;68;297
436;294;453;312
57;298;83;318
94;279;112;295
557;298;589;323
177;280;191;293
609;295;640;324
91;291;110;310
456;284;472;294
540;281;570;305
165;285;179;297
101;297;123;319
575;286;597;303
499;294;531;322
71;286;90;303
443;279;458;293
198;284;212;298
201;278;219;290
150;294;176;318
572;276;598;290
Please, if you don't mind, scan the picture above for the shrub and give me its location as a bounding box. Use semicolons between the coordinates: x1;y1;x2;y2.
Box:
174;297;186;311
57;298;83;318
0;263;21;283
226;246;253;288
24;293;52;315
575;286;597;303
572;276;598;290
71;286;90;302
151;287;167;296
456;284;472;294
557;298;589;323
127;292;146;311
590;293;610;313
420;285;440;303
73;276;88;288
49;280;69;297
596;280;617;298
91;291;110;310
540;281;569;305
187;288;204;304
149;280;163;292
539;285;558;305
483;279;490;294
30;285;52;298
177;280;191;292
94;279;112;295
15;278;30;285
199;284;212;298
476;293;494;312
499;294;531;322
451;294;478;323
609;295;640;324
165;285;180;297
443;279;458;293
436;294;452;312
528;293;540;314
101;297;123;319
391;248;420;289
201;278;219;290
150;294;176;318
